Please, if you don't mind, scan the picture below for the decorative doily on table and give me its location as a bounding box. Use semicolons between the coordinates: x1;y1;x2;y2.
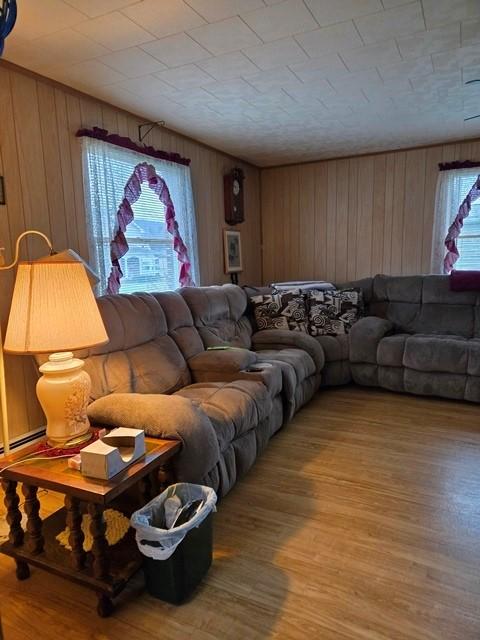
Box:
56;508;130;551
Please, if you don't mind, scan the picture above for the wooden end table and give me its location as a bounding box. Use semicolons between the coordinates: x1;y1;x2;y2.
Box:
0;435;180;617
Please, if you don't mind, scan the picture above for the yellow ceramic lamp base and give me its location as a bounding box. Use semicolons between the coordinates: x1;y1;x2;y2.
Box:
37;352;91;447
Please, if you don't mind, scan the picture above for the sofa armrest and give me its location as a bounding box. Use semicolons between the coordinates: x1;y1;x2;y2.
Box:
349;316;394;364
187;348;257;383
252;329;325;371
87;393;220;484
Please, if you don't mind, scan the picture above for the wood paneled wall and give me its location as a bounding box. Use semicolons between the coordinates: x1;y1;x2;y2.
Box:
0;62;261;445
261;139;480;285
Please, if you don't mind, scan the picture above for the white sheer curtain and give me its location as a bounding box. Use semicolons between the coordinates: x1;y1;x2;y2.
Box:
430;168;479;273
81;137;199;294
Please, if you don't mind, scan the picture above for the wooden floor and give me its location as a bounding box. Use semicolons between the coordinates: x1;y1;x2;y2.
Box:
2;386;480;640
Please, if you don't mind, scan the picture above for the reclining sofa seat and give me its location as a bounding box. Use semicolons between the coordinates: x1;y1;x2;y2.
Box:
243;284;354;388
81;292;283;498
347;274;480;402
179;284;324;420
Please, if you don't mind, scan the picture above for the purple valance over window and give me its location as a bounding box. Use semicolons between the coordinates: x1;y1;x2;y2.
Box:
439;160;480;171
77;127;190;167
107;162;195;294
443;174;480;273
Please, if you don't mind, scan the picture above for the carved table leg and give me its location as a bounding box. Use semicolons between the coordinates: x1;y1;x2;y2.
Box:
15;561;30;580
87;504;110;581
157;463;173;493
2;480;24;547
2;480;29;580
65;496;85;570
22;484;44;555
97;593;114;618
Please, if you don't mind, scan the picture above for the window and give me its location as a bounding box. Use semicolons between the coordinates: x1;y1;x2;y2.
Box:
81;137;199;295
454;173;480;270
432;168;480;273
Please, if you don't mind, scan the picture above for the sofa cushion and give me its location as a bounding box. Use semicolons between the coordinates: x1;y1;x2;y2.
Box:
404;369;467;400
251;290;308;333
152;291;204;361
416;304;474;338
180;285;252;348
87;393;219;485
256;348;316;383
321;360;352;386
175;380;271;453
256;348;317;420
403;335;469;374
82;293;191;399
251;329;325;371
467;339;480;376
422;275;479;304
377;334;409;367
307;288;362;336
314;334;349;362
373;274;423;304
188;348;257;374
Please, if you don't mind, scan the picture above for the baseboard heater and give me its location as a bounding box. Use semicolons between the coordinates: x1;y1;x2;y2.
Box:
0;427;46;456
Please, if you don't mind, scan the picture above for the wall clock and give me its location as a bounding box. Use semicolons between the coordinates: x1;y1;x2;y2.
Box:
224;168;245;226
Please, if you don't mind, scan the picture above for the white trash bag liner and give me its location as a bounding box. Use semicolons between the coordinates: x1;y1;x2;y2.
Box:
131;483;217;560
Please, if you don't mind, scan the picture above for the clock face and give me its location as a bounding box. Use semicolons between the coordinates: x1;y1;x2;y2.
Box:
233;179;240;196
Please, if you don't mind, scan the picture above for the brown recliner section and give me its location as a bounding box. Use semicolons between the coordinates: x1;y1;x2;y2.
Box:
83;292;285;498
179;284;324;420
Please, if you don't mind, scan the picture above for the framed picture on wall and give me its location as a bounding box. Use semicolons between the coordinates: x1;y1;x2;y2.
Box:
223;229;243;273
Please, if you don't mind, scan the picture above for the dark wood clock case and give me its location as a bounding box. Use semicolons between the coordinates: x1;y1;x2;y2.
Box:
224;168;245;225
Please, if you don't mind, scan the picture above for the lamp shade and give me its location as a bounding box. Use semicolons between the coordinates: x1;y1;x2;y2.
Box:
41;249;100;287
4;261;108;354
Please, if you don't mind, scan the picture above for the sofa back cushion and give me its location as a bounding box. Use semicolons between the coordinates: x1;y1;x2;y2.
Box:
152;291;205;360
81;293;191;400
365;274;480;338
180;285;253;348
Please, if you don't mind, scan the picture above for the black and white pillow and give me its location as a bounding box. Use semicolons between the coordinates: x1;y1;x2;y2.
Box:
307;288;363;336
251;290;308;333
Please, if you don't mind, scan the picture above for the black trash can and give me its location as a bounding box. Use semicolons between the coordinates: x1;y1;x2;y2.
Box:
143;511;213;604
131;483;217;605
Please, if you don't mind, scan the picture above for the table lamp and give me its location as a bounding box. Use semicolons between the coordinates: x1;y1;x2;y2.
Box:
2;233;108;448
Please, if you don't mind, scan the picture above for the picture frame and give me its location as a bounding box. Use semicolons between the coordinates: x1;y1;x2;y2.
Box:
223;229;243;273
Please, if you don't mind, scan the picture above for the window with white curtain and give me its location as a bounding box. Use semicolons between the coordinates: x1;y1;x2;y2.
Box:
81;137;199;295
431;168;480;273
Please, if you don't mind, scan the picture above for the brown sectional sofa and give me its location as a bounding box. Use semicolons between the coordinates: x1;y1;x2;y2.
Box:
81;274;479;497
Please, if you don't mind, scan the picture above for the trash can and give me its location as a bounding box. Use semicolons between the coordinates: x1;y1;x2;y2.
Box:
131;483;217;604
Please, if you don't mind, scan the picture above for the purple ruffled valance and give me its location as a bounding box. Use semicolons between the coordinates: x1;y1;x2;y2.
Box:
107;162;195;294
443;174;480;274
76;127;190;166
439;160;480;171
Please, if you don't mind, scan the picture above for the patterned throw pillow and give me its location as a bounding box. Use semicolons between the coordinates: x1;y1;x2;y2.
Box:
307;288;363;336
251;290;308;332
